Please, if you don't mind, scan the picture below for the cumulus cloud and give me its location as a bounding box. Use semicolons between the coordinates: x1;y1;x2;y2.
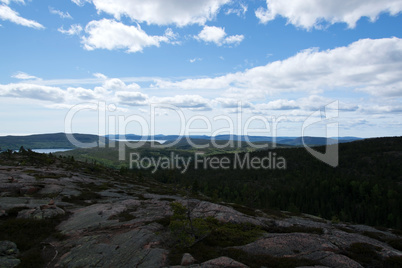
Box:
93;73;107;79
154;37;402;98
214;97;253;109
255;99;299;111
58;24;82;35
256;0;402;29
0;3;44;29
82;19;176;53
116;91;149;106
12;72;40;80
90;0;231;26
359;104;402;114
150;95;212;111
49;7;72;19
102;78;140;91
0;83;65;102
66;87;98;100
195;25;244;46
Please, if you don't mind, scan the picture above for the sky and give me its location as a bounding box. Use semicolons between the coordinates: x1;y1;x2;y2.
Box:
1;0;402;138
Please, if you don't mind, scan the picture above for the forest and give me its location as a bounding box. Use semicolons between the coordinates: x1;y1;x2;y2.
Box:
148;137;402;229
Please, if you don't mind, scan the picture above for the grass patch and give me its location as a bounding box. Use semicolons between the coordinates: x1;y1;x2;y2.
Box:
229;203;257;217
154;216;171;227
167;216;264;265
0;213;67;267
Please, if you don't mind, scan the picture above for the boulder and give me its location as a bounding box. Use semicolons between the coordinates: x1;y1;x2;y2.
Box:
0;241;20;268
201;256;248;268
181;253;196;266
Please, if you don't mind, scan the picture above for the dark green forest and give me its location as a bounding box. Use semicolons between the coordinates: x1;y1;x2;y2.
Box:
149;137;402;229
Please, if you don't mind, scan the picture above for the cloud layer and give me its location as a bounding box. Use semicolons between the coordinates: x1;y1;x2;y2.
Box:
91;0;231;26
256;0;402;29
154;37;402;98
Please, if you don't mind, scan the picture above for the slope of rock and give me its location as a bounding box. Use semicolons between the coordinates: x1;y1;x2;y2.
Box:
0;151;401;268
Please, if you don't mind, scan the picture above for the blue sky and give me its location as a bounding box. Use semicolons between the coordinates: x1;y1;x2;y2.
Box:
1;0;402;138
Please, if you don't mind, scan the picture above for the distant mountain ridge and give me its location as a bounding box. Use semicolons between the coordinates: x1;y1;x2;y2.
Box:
0;133;362;150
0;133;103;150
107;134;362;146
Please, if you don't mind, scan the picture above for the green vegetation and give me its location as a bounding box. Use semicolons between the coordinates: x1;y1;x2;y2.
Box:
0;133;103;150
169;202;211;248
151;137;402;229
166;202;318;267
0;215;67;267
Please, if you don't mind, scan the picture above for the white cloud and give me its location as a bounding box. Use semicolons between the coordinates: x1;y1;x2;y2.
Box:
67;87;97;100
255;99;298;110
214;97;252;109
150;95;212;111
0;83;65;102
93;73;107;79
224;34;244;45
0;4;44;29
225;2;247;17
189;58;202;63
91;0;231;26
0;0;25;4
154;37;402;98
58;24;82;35
360;104;402;114
102;78;140;91
49;7;72;19
256;0;402;29
71;0;90;6
82;19;176;53
195;25;244;46
116;91;148;106
12;72;40;80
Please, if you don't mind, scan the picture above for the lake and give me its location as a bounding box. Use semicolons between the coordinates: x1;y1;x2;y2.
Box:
31;148;72;154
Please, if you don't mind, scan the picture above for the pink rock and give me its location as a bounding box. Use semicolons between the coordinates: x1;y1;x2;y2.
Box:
201;256;248;268
181;253;196;266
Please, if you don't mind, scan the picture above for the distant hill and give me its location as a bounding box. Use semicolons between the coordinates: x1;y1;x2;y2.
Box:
0;133;104;150
0;133;362;151
106;134;362;146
